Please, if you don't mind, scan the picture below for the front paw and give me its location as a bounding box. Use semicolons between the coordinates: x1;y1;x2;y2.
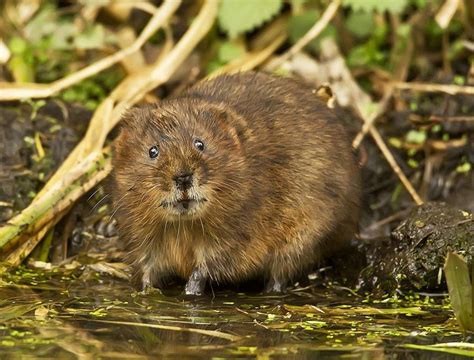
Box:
139;268;163;294
184;268;207;295
264;278;287;294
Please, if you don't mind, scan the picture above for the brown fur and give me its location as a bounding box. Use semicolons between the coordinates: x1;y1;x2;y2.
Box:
112;72;360;293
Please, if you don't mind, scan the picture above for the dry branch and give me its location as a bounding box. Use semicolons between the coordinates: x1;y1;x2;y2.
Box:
0;0;182;101
266;0;341;71
435;0;460;29
0;150;111;254
394;81;474;95
318;39;423;205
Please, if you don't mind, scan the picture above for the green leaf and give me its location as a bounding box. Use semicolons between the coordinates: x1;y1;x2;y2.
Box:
405;130;427;144
8;56;35;83
456;162;471;174
342;0;409;14
346;11;375;38
444;252;474;331
218;42;245;63
218;0;283;38
8;37;28;55
388;137;402;149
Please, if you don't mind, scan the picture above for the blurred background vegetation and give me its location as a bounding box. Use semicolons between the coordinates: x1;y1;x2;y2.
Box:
0;1;472;356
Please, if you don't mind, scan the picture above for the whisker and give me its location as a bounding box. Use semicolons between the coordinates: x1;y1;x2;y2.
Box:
87;187;101;201
90;193;110;213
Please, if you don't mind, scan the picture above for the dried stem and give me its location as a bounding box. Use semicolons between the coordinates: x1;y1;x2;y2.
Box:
369;127;424;205
394;81;474;95
0;0;182;101
0;150;111;255
316;38;423;205
352;91;392;149
435;0;460;29
266;0;341;71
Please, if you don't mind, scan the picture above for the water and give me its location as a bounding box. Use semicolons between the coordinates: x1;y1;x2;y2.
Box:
0;266;466;359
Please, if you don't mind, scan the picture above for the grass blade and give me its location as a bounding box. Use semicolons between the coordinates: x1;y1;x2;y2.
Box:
444;252;473;331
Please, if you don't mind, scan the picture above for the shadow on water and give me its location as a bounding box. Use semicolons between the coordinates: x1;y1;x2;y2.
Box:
0;266;466;359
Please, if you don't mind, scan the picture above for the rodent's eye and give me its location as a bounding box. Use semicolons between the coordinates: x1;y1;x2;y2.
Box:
148;145;160;159
194;139;205;152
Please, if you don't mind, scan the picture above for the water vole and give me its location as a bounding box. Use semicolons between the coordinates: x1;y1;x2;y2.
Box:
112;72;360;295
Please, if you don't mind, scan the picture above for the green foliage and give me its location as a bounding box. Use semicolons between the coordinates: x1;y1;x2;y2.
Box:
206;41;245;74
347;25;388;68
218;0;283;38
456;161;471;174
346;10;375;38
23;5;109;51
405;130;427;145
60;69;123;110
218;42;245;63
342;0;409;14
7;4;113;83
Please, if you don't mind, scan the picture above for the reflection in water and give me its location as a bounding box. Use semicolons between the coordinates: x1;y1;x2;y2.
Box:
0;269;463;359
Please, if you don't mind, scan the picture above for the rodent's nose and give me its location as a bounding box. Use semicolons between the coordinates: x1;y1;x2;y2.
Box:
173;173;193;190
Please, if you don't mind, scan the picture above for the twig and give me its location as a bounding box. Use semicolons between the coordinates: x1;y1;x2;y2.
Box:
352;91;392;149
462;40;474;52
5;222;52;266
318;38;423;205
362;208;412;234
394;81;474;95
0;0;182;101
0;38;10;64
346;24;424;205
429;115;474;122
127;1;159;15
370;127;424;205
353;17;415;148
265;0;341;71
435;0;460;29
126;0;219;105
89;319;241;342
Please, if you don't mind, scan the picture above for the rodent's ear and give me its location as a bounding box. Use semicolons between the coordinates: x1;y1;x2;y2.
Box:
201;107;229;123
117;108;142;130
203;106;248;148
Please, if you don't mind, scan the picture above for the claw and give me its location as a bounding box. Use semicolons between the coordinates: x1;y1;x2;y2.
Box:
185;268;207;295
264;278;287;293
